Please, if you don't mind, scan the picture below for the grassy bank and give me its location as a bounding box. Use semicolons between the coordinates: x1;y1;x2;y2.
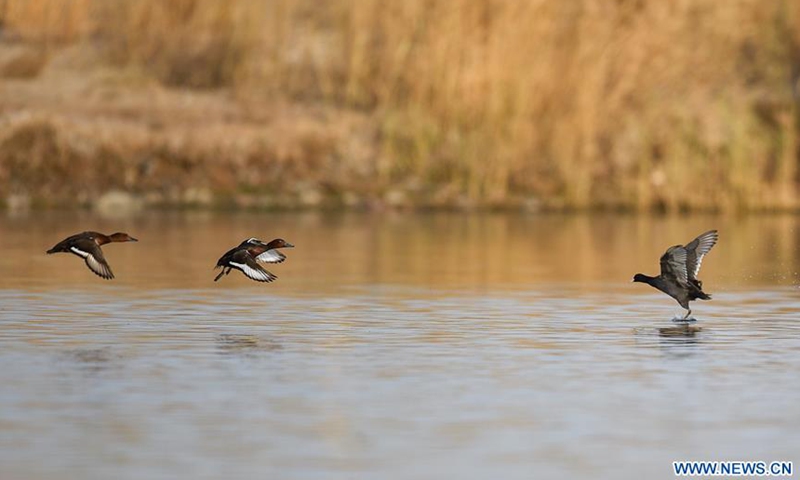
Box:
2;0;800;211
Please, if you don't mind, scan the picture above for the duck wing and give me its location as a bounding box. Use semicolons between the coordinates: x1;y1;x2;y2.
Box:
659;245;689;286
255;249;286;264
214;245;239;268
684;230;718;280
70;240;114;280
230;251;277;283
85;247;114;280
47;231;96;254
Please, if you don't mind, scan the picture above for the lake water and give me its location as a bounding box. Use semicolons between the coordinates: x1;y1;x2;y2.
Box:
1;211;798;479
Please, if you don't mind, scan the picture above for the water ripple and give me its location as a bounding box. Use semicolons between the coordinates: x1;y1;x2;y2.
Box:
1;286;799;480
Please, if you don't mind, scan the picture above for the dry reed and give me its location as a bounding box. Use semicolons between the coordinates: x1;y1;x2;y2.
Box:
2;0;800;211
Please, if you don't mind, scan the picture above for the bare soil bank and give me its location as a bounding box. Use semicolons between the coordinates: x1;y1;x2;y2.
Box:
2;0;800;212
1;56;392;212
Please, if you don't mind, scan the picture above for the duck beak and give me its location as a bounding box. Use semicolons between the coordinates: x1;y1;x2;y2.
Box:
285;242;295;248
129;237;138;242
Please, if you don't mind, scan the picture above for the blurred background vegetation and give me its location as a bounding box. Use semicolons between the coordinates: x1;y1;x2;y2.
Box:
1;0;799;212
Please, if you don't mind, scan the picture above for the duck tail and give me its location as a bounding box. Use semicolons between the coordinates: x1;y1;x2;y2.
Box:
689;278;711;301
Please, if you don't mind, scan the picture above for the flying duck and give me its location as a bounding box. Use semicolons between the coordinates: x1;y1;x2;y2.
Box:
633;230;719;320
47;231;138;280
214;238;294;283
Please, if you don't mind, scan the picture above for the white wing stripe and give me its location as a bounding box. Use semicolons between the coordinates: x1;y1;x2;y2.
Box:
693;261;703;277
691;231;718;276
229;261;271;281
70;246;89;258
256;249;285;264
85;254;112;279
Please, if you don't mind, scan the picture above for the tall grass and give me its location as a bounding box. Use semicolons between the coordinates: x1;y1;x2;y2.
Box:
4;0;800;210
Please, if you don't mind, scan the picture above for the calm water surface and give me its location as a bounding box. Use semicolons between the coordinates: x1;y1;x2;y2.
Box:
1;212;799;479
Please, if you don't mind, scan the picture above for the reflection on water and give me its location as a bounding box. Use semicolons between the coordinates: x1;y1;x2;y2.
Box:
0;212;799;479
2;210;800;290
216;333;282;355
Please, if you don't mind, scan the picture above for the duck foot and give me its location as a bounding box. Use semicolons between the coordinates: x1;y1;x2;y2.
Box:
671;316;697;323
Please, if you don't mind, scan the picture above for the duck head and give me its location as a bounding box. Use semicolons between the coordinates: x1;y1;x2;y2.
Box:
266;238;294;249
109;232;138;243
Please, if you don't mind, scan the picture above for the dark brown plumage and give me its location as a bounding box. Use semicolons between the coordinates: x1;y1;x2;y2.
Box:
633;230;718;320
214;238;294;283
47;231;138;280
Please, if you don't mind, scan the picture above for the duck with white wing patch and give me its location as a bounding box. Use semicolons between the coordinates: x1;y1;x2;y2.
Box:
47;231;138;280
214;238;294;283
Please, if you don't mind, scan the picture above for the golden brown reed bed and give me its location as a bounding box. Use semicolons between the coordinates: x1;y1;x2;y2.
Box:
2;0;800;211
